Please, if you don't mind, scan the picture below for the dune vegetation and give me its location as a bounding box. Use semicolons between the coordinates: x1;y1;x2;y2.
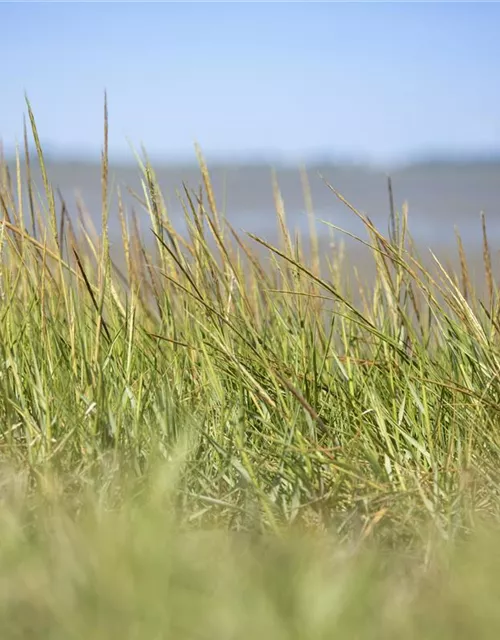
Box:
0;101;500;637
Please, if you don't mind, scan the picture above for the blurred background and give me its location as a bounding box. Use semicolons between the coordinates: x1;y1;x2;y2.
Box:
1;2;499;255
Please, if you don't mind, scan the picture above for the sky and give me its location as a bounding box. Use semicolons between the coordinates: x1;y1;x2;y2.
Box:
1;2;500;165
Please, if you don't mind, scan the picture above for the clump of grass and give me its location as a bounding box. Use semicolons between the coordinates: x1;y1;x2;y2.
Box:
1;102;500;548
2;100;500;637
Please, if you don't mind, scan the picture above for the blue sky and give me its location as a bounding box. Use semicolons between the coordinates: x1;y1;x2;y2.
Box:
2;2;499;164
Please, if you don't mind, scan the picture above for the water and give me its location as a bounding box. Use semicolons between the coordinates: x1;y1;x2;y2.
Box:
11;159;500;253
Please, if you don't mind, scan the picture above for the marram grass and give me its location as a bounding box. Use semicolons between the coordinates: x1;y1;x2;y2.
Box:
0;102;499;636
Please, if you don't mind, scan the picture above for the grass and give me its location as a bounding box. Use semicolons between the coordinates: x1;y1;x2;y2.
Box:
0;100;500;636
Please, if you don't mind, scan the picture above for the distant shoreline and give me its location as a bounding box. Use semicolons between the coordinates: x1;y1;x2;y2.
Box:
6;152;500;173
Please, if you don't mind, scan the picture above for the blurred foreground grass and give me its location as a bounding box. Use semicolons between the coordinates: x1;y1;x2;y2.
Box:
0;100;500;636
1;471;500;639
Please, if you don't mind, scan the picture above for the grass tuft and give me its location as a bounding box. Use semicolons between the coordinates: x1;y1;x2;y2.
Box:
0;103;499;636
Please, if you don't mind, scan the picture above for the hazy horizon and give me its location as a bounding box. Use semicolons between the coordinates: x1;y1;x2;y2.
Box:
7;145;500;172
